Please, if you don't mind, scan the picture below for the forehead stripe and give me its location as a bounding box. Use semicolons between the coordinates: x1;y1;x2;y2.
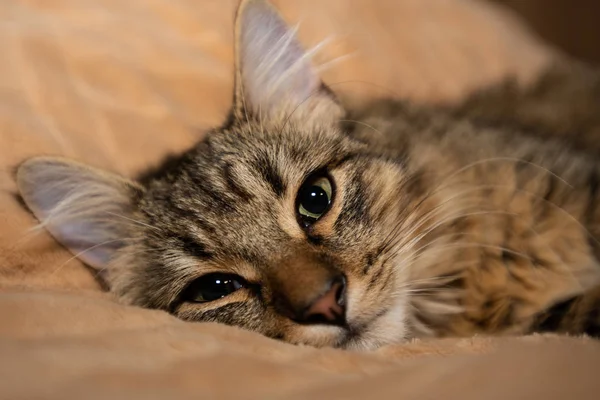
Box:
253;154;286;197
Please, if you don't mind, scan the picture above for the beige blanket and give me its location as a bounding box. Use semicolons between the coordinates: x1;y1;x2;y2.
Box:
2;0;599;398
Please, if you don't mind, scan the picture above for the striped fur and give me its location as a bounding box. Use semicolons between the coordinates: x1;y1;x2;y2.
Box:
16;0;600;349
530;284;600;337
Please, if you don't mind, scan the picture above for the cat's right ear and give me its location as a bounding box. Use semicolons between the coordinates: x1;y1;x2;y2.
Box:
16;157;143;272
232;0;343;125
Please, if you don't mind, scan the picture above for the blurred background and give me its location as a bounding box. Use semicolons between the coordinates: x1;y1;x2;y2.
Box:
489;0;600;64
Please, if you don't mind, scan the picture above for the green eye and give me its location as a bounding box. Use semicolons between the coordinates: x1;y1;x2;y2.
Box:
297;175;333;223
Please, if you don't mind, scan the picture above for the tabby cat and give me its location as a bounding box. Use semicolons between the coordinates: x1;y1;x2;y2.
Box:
16;0;600;349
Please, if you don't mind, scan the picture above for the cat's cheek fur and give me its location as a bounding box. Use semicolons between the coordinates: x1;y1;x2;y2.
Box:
345;297;410;350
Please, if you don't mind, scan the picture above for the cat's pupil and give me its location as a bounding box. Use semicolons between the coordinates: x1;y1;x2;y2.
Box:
183;273;244;303
301;186;329;215
297;175;333;223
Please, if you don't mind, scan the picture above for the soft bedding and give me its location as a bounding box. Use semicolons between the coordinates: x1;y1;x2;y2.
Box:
1;1;598;398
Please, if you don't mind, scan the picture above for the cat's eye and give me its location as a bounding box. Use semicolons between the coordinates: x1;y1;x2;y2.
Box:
296;175;333;224
182;273;245;303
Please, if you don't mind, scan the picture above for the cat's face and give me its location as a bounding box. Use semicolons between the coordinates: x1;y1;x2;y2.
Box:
125;111;419;349
16;0;428;349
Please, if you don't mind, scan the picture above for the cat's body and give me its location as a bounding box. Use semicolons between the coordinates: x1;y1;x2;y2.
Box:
16;0;600;349
348;91;600;337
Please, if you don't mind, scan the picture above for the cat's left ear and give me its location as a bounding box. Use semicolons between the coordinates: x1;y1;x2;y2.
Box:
233;0;344;125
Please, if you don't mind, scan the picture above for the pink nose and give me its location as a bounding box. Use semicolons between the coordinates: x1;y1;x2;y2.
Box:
304;279;346;324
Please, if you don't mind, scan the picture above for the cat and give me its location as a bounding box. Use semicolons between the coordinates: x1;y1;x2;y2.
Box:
16;0;600;349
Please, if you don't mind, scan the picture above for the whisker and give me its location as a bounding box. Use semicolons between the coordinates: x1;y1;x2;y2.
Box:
90;247;153;280
325;79;403;99
103;211;162;232
399;275;461;286
315;51;357;73
391;187;509;250
49;237;139;277
339;119;385;137
394;241;533;280
383;178;598;263
388;157;575;251
385;209;515;258
436;157;574;193
381;197;501;257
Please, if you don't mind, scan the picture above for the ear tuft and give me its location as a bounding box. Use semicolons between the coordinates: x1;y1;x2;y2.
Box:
234;0;343;123
17;157;142;270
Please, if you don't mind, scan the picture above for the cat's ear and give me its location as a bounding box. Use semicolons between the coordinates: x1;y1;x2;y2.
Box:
16;157;142;271
233;0;343;124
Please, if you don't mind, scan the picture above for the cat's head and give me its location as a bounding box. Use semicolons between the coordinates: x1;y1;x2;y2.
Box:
17;0;433;349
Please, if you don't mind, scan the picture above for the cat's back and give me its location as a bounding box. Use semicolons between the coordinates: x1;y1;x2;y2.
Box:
348;62;600;155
